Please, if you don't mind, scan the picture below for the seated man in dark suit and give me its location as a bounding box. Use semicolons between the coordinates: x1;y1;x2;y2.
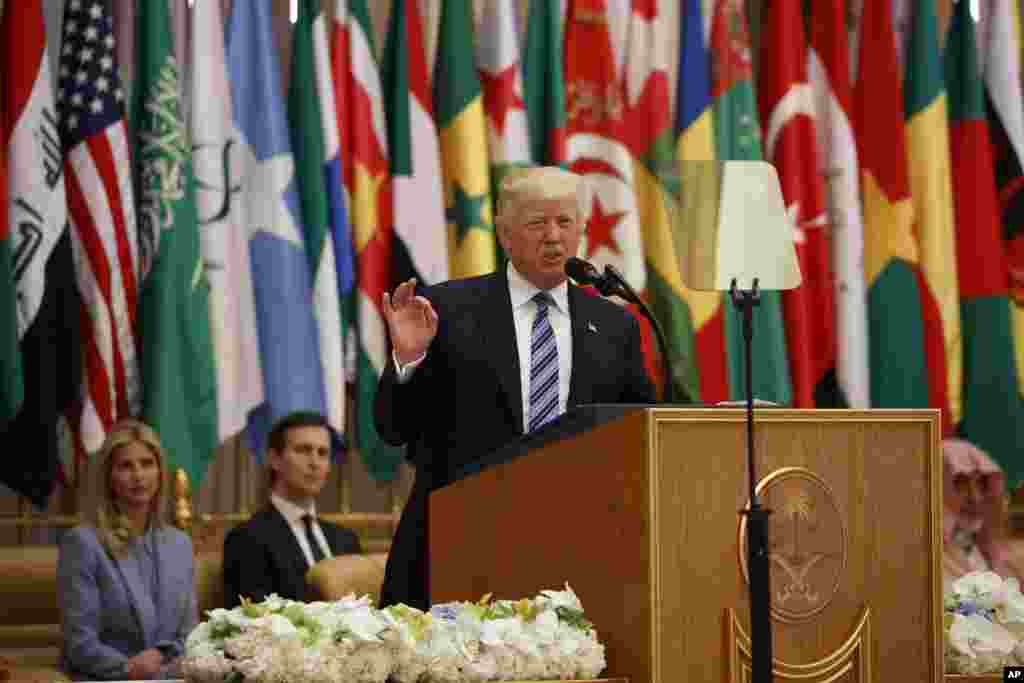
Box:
375;166;656;609
223;412;361;607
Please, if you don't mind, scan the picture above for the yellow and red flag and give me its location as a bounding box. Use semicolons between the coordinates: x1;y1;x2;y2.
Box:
855;0;930;413
434;0;495;279
904;0;962;432
335;0;402;479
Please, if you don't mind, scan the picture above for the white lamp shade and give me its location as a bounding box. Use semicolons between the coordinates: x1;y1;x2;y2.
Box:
674;160;802;292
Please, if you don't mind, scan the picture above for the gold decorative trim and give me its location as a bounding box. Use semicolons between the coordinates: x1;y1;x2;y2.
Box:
648;407;943;681
928;411;944;681
737;467;848;624
646;410;662;683
650;407;942;424
724;606;872;682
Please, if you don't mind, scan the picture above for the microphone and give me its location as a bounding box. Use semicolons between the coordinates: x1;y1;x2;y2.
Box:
565;257;692;404
564;256;603;287
564;257;621;298
602;263;641;305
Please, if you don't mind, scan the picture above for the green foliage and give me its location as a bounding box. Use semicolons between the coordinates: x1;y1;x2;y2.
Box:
556;606;594;634
240;602;267;619
280;604;323;646
209;621;242;641
385;604;433;641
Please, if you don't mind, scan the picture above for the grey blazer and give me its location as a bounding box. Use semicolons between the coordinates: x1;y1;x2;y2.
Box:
57;525;197;680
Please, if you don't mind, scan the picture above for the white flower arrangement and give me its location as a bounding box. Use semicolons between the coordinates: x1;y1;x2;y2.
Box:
180;584;605;683
944;571;1024;674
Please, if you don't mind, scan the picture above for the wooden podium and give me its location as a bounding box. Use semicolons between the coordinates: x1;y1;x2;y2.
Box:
429;407;943;683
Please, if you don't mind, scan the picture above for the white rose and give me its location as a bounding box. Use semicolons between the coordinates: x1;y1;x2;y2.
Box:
948;613;1018;658
952;572;1008;610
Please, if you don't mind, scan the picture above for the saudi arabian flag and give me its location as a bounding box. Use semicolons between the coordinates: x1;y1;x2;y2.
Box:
133;0;218;487
434;0;495;278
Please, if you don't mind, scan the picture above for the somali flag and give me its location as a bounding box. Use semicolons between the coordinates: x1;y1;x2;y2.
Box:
226;0;327;458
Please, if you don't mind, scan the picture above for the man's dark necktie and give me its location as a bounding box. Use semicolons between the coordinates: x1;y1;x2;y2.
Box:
301;514;326;564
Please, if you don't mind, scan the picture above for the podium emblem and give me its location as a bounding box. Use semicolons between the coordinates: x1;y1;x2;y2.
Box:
738;467;847;623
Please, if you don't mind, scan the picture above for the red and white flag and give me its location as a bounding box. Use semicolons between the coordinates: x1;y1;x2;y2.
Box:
6;0;68;340
335;0;403;478
809;0;870;407
758;0;838;407
384;0;448;287
564;0;645;291
476;1;531;179
57;0;139;457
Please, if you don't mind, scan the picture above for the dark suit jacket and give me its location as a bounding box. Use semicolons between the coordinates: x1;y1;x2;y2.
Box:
222;506;361;608
374;270;654;609
57;525;196;681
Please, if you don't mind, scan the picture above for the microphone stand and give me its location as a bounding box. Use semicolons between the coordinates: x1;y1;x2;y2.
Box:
729;277;773;683
600;266;690;404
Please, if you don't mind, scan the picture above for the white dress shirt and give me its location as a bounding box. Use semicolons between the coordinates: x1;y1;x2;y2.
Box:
270;493;333;568
393;262;573;433
506;262;572;433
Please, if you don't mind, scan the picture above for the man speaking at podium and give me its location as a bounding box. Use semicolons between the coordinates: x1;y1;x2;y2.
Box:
375;166;655;609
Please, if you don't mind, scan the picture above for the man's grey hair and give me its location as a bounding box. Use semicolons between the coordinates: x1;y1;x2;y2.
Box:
496;166;591;226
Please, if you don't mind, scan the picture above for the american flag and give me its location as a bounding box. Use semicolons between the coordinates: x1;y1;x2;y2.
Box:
57;0;140;466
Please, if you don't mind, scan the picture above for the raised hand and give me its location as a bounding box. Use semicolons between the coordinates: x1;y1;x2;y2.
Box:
382;278;439;366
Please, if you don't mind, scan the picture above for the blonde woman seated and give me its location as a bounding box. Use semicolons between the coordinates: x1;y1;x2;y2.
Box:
58;419;197;680
943;438;1021;587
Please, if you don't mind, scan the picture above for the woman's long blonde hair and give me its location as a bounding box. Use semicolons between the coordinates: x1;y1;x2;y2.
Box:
84;418;169;555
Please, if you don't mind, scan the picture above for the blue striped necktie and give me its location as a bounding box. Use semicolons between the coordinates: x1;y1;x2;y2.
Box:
528;292;559;432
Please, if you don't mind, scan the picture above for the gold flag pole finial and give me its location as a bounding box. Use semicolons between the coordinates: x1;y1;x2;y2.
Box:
173;467;193;533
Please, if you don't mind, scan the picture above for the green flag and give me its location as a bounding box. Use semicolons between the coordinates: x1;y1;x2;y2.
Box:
946;0;1024;485
289;0;347;443
133;0;218;487
522;0;566;166
709;0;793;405
290;0;330;276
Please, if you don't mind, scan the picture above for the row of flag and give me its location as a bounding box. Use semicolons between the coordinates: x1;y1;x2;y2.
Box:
0;0;407;506
2;0;1024;508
